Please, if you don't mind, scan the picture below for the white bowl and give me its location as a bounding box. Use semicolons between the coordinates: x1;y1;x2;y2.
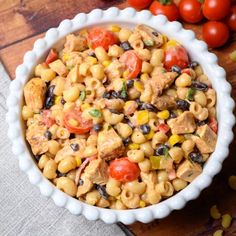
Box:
6;7;235;224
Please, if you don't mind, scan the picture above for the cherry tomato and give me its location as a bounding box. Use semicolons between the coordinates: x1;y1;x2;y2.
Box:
208;117;218;133
41;110;55;128
202;21;229;48
63;108;93;135
128;0;153;10
109;157;140;182
157;123;170;133
45;49;58;65
164;40;189;71
227;5;236;32
179;0;204;23
203;0;230;21
119;50;142;79
150;0;179;22
88;28;118;50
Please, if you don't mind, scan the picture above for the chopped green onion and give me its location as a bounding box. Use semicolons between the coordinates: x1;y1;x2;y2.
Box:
120;82;127;99
89;109;102;118
79;90;86;101
143;39;154;47
186;88;196;101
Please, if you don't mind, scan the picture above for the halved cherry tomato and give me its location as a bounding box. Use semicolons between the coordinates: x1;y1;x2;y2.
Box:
157;123;170;133
227;5;236;32
42;110;55;128
203;0;230;21
179;0;204;23
109;157;140;182
208;117;218;133
119;50;142;79
88;28;118;50
164;40;189;71
45;49;58;65
202;21;229;48
63;108;93;135
150;0;179;22
128;0;153;10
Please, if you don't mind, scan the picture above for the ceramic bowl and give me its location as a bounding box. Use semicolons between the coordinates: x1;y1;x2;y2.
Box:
6;7;235;224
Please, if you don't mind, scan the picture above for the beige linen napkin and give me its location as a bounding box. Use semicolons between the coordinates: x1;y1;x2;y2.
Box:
0;63;125;236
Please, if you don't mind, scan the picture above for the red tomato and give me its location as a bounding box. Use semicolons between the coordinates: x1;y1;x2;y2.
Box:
179;0;204;23
202;21;229;48
150;0;179;22
109;157;140;182
128;0;153;10
119;50;142;79
63;108;93;135
227;5;236;32
88;28;118;50
203;0;230;21
208;117;218;133
157;123;170;133
45;49;58;65
42;110;55;128
164;41;189;70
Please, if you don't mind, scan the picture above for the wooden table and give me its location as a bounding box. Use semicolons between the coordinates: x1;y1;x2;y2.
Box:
1;1;236;235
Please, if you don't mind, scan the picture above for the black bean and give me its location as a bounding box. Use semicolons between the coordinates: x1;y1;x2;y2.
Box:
123;137;131;146
171;65;182;74
140;103;158;112
196;119;209;126
192;81;208;91
169;111;177;119
35;155;41;162
120;41;132;51
69;133;75;139
44;130;52;140
45;96;54;109
103;91;111;99
70;143;79;151
176;100;190;111
93;124;102;132
95;184;109;199
136;99;144;107
126;80;134;88
78;179;84;186
109;109;121;114
140;124;151;135
155;145;169;156
118;91;128;101
189;152;203;164
61;98;66;105
111;90;119;99
123;115;130;123
47;85;55;97
88;51;96;57
189;61;199;69
152;31;159;37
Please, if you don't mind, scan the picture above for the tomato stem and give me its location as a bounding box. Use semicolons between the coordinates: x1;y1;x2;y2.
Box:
159;0;172;5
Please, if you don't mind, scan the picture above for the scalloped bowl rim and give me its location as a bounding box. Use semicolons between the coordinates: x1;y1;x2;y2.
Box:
6;7;235;224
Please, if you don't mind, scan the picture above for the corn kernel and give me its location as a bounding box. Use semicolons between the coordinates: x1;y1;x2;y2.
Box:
62;53;70;62
55;96;62;105
228;175;236;190
102;60;112;67
210;205;221;220
86;56;97;65
81;103;90;111
76;156;82;167
68;118;78;127
169;134;183;146
213;230;224;236
136;110;149;125
145;129;154;140
157;110;170;120
123;70;130;79
111;25;121;32
221;214;232;229
134;81;144;92
139;200;146;208
128;143;140;150
230;50;236;62
140;73;149;82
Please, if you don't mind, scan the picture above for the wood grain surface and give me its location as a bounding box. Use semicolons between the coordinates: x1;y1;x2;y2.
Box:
0;1;236;236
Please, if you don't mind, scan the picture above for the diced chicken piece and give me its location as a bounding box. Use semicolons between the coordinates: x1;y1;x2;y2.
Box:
26;124;48;155
83;159;108;185
105;60;125;80
49;59;68;76
176;159;202;182
55;138;86;163
140;171;157;189
23;78;46;112
97;127;125;161
76;177;93;197
64;34;87;52
149;72;177;97
168;111;196;134
191;124;217;153
135;25;163;47
152;95;176;111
